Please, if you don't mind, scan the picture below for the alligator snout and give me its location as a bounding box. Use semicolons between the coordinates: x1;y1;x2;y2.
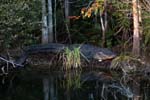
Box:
94;51;116;62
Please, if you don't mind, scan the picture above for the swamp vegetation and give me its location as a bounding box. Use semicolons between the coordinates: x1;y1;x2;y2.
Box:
0;0;150;100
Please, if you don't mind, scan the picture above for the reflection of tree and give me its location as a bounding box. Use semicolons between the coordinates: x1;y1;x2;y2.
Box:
43;76;58;100
43;78;49;100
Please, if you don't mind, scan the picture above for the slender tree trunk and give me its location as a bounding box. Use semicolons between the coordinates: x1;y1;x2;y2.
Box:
101;0;107;47
132;0;140;56
100;14;105;47
54;0;57;42
42;0;49;44
64;0;70;24
64;0;71;43
48;0;53;42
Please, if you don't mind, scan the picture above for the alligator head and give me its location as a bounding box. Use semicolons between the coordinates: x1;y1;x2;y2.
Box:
94;51;116;62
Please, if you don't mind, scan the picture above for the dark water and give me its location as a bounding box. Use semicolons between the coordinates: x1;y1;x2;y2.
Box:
0;69;150;100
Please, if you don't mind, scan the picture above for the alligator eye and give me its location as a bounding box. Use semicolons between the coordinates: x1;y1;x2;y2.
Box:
98;59;102;62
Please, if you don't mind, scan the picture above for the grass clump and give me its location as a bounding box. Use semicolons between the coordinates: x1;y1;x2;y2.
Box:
63;46;81;70
110;54;141;74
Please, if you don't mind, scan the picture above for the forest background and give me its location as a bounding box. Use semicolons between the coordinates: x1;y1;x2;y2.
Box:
0;0;150;56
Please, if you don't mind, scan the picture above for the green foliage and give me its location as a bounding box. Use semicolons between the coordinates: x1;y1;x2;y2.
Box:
112;1;132;38
70;20;101;43
0;0;149;52
0;0;41;48
79;0;133;47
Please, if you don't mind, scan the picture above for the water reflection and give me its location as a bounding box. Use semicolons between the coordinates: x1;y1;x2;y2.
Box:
43;78;50;100
43;76;58;100
0;70;150;100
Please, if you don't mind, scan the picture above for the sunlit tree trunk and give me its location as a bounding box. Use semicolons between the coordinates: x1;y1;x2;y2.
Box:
42;0;54;44
48;0;54;42
132;0;140;56
101;0;107;47
42;0;49;44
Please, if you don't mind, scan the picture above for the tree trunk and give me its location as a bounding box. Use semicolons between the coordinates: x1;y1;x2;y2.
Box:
64;0;72;43
48;0;54;43
54;0;57;42
132;0;140;56
101;0;107;47
42;0;49;44
64;0;70;24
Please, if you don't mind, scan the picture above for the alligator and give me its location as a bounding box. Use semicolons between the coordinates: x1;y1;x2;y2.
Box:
0;43;116;68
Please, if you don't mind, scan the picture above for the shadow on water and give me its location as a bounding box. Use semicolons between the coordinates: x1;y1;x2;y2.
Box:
0;68;150;100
